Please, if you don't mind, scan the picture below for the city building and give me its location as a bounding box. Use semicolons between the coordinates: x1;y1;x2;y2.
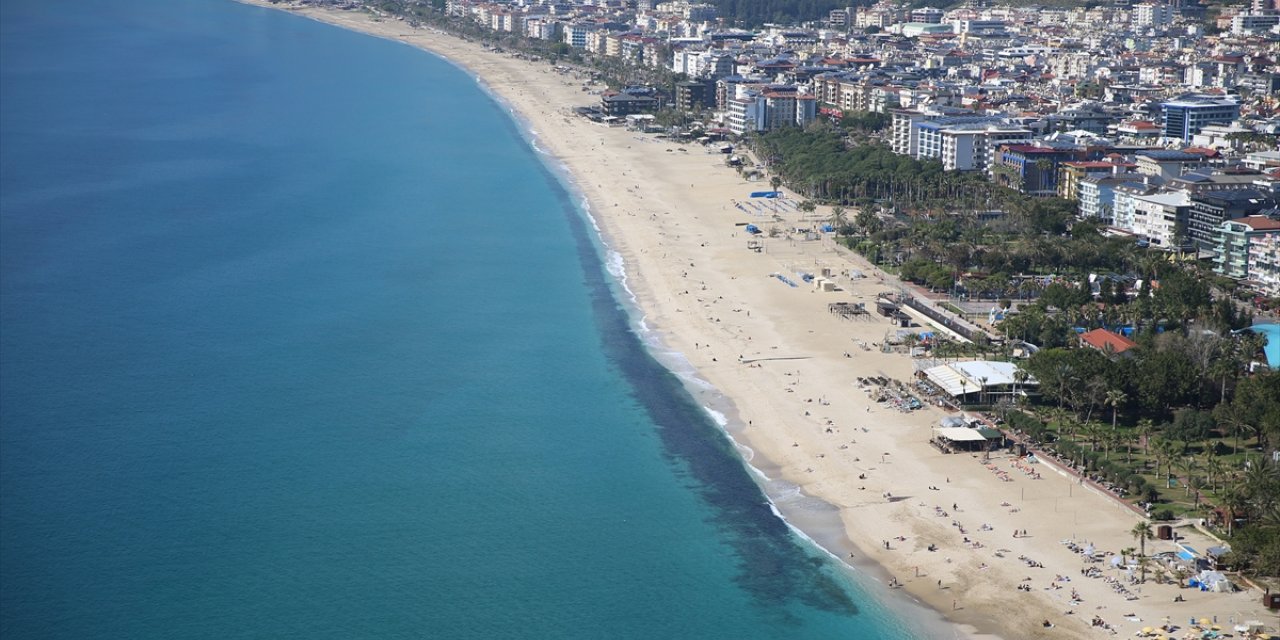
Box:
1079;175;1134;223
1214;216;1280;295
1189;189;1276;252
1131;191;1193;248
1161;96;1242;142
1135;150;1213;181
992;145;1088;196
675;80;714;112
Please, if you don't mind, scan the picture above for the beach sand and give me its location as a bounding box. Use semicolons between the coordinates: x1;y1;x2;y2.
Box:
235;3;1277;638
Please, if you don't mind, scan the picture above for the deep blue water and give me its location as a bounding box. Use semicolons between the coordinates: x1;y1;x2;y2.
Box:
0;1;931;638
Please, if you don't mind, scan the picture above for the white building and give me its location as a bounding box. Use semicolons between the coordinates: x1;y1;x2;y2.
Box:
1131;191;1193;248
562;22;594;49
1133;3;1175;28
1232;11;1280;34
725;86;816;135
939;124;1033;172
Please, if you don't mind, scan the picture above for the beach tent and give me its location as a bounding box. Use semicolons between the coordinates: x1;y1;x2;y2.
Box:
1194;570;1234;592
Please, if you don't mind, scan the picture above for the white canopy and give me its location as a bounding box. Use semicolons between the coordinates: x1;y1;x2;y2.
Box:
922;361;1037;397
933;427;988;442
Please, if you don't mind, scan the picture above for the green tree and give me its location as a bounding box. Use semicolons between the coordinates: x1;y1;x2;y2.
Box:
1166;409;1214;454
1106;388;1128;431
1131;521;1154;583
1216;371;1280;451
1217;485;1246;536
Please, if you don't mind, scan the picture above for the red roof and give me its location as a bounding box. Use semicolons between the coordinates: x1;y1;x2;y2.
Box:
1080;329;1138;354
1230;217;1280;231
1003;145;1058;154
1063;161;1120;169
1181;147;1221;158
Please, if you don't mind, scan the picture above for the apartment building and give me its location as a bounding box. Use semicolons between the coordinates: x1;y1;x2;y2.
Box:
1131;191;1193;248
1215;216;1280;295
725;85;816;135
1189;189;1276;251
1079;175;1135;223
1110;179;1163;232
938;124;1033;172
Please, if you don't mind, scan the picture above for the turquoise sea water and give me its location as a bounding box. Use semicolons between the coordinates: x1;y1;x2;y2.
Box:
1253;324;1279;368
0;1;935;638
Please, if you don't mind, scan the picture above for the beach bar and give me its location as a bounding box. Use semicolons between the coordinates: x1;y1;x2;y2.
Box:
930;426;1001;453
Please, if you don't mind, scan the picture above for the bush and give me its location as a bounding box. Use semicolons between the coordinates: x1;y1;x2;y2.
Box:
1006;411;1048;439
1153;509;1176;521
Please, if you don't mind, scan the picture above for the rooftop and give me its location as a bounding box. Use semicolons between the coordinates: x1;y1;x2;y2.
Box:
1227;216;1280;231
1136;150;1204;162
1080;328;1138;354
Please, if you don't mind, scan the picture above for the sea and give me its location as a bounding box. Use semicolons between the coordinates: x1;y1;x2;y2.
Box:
0;1;944;638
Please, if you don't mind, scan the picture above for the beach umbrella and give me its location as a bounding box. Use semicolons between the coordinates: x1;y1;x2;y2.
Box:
1199;618;1211;626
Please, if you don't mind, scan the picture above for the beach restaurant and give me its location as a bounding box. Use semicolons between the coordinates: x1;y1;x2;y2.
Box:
930;424;1004;453
920;360;1037;402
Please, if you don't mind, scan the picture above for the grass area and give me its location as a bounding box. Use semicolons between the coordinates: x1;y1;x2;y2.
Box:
1030;417;1256;525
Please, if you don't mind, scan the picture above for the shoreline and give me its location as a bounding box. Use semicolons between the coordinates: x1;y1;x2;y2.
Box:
230;3;1277;638
553;108;969;637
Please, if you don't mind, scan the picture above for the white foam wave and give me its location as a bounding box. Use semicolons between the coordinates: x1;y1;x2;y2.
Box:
702;406;727;427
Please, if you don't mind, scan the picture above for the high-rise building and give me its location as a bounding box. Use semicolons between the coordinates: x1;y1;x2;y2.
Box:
1133;3;1175;27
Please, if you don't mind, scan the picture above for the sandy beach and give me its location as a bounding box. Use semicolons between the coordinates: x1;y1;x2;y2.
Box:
235;3;1277;638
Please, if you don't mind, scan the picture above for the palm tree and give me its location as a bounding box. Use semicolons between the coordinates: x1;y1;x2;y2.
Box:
1207;351;1236;406
770;176;782;195
1137;418;1156;455
1242;459;1279;524
1177;456;1199;498
1082;421;1105;452
1101;429;1120;461
1217;485;1247;536
1062;412;1083;442
1121;430;1139;464
1012;369;1029;404
1151;437;1178;484
1131;521;1154;583
1105;388;1128;432
829;205;848;236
